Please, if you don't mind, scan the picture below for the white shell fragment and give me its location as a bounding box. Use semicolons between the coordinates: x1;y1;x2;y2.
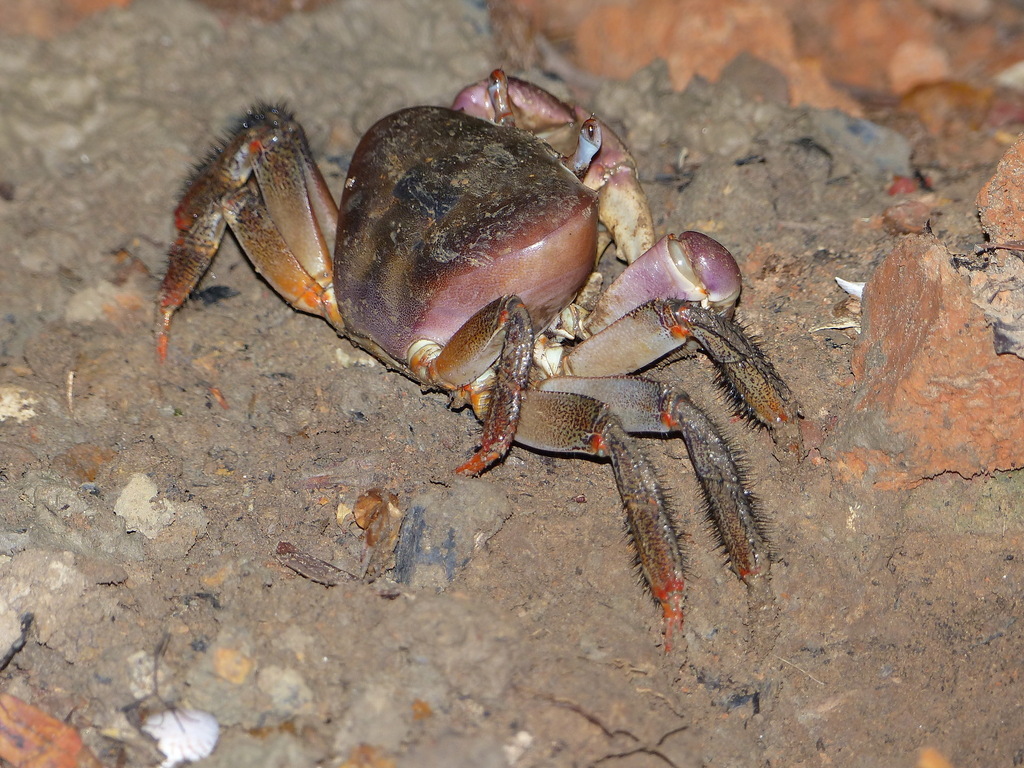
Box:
142;709;220;767
835;276;866;299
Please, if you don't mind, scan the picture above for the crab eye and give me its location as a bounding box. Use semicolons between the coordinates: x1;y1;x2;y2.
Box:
565;117;602;178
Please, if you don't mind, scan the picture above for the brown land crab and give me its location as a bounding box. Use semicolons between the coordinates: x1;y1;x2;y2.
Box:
157;70;800;650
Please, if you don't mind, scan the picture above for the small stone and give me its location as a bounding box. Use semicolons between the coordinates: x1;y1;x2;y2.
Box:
114;474;171;538
0;386;38;424
112;473;208;550
256;666;315;717
213;647;254;684
64;279;147;326
392;478;511;589
882;199;932;235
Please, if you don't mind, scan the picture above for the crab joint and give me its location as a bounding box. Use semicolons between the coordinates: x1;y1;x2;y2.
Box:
408;339;443;383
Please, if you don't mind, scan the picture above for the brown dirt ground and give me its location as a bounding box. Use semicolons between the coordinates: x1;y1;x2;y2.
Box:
0;1;1021;766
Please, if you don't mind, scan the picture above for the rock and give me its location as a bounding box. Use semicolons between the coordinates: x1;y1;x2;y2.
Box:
809;109;913;179
833;235;1024;489
887;39;950;95
826;0;939;93
974;136;1024;359
575;0;860;113
213;646;255;685
256;666;315;717
0;385;39;424
0;549;118;664
882;199;933;235
64;279;148;327
113;474;171;537
113;472;208;553
978;133;1024;244
392;478;512;590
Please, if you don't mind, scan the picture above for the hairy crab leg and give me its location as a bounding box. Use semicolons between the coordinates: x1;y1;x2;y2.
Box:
563;300;801;455
409;296;534;477
514;389;687;651
538;376;769;580
158;104;339;359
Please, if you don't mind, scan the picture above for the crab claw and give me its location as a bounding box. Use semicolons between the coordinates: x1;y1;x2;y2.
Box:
672;231;744;314
452;71;578;135
584;232;743;336
453;71;655;264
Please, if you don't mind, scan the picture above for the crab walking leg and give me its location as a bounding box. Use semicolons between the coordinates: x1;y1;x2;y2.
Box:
158;203;227;360
410;296;534;477
157;104;338;359
538;376;769;579
564;300;801;452
515;389;687;650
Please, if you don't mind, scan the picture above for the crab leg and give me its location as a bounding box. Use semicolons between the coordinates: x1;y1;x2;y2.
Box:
564;300;801;455
158;105;339;358
410;296;534;477
515;389;687;651
537;376;769;580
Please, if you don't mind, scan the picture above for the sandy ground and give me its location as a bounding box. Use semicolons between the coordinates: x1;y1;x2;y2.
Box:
0;0;1022;766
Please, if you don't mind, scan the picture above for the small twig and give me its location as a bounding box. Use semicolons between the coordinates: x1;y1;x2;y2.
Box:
976;241;1024;255
65;370;75;415
772;653;825;685
150;632;174;706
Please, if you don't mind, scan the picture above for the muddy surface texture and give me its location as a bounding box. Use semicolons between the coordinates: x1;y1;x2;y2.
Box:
0;1;1022;766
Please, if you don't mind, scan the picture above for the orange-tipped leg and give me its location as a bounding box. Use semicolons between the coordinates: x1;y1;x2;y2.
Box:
515;389;689;651
157;104;340;360
410;296;534;477
538;375;771;583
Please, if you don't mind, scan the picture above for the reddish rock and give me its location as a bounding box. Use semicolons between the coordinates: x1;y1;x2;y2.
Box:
900;81;995;139
887;38;951;95
834;235;1024;489
0;0;134;37
974;140;1024;359
574;0;861;113
824;0;937;93
978;134;1024;244
881;199;933;235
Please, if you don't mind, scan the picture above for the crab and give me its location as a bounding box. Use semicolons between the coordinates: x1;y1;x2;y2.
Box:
157;70;801;650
